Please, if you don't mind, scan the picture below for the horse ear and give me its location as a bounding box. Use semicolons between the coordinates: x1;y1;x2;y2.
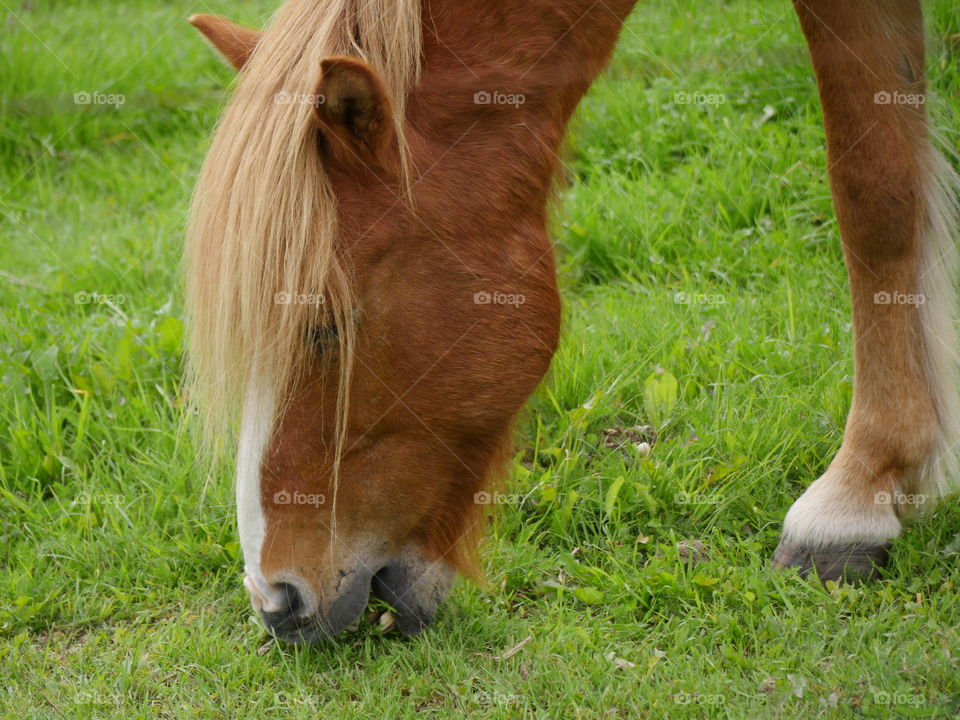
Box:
189;14;261;71
314;56;397;171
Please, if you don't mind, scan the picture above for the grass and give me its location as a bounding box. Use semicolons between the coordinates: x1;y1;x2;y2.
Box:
2;0;960;717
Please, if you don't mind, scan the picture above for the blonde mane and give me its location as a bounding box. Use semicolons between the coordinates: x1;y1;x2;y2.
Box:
186;0;421;456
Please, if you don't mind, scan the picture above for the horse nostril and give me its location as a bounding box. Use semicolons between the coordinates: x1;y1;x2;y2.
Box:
277;582;304;614
260;582;304;631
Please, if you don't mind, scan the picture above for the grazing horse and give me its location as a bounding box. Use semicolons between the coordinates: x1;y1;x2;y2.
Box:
186;0;959;643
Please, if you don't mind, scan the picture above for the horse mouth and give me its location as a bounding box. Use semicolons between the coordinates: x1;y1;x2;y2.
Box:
251;547;457;644
369;556;455;636
265;617;330;645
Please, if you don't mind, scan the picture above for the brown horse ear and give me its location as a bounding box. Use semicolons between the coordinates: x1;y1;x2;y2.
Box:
189;14;261;71
314;56;397;172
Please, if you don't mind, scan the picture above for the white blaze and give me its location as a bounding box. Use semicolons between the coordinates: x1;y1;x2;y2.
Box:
236;379;285;612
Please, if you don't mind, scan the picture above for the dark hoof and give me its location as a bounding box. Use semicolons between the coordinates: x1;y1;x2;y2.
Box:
771;538;890;584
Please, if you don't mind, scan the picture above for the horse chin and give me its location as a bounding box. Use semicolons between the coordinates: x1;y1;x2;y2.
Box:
371;546;456;636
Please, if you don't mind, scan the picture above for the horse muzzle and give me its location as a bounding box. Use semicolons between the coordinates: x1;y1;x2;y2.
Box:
245;546;455;644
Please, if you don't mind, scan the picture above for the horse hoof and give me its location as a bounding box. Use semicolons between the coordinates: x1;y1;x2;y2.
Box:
771;538;890;584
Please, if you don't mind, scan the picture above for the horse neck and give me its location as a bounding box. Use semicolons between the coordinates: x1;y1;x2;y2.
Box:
403;0;636;222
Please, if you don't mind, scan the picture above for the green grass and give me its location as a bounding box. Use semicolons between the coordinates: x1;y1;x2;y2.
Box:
3;1;960;717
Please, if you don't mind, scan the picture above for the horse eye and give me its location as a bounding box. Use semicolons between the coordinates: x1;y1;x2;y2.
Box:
308;323;339;355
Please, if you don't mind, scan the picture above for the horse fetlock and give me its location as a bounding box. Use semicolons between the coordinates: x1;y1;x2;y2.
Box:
772;451;909;583
781;463;903;548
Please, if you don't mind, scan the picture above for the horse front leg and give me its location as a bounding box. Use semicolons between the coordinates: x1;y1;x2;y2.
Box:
773;0;960;581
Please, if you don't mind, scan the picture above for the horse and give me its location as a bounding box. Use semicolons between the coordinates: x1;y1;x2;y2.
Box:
185;0;960;643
